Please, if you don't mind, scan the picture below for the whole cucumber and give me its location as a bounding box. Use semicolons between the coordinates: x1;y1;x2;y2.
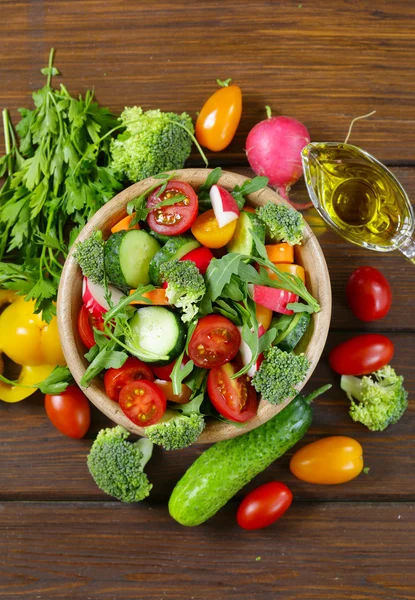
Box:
169;389;327;526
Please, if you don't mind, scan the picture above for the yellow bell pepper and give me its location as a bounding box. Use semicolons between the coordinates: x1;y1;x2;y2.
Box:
0;291;66;402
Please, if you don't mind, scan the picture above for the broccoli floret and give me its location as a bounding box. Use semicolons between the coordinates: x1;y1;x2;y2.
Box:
87;426;153;502
146;395;206;450
252;347;310;404
110;107;194;181
160;259;206;323
73;230;105;283
256;202;304;245
341;365;408;431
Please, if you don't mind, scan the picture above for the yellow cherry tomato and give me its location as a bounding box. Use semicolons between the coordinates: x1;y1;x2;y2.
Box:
0;364;55;403
196;83;242;152
255;304;273;331
0;296;65;366
154;380;192;404
264;263;306;284
290;436;364;484
191;209;237;248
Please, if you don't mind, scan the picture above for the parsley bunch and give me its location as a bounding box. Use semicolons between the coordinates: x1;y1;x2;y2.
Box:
0;49;123;321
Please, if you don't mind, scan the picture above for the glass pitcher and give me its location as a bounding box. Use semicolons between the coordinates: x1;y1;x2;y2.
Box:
301;142;415;263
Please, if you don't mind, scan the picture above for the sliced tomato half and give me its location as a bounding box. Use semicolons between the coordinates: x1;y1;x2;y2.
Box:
207;362;259;423
119;380;166;426
146;181;199;236
188;314;241;369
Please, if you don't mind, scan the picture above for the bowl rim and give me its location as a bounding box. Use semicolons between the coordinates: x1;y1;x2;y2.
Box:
57;168;332;444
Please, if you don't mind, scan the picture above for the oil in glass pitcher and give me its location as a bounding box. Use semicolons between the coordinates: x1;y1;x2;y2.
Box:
301;142;415;263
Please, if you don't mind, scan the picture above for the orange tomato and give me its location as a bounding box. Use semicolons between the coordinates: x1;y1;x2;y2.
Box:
111;214;140;234
191;209;237;248
290;436;364;485
129;288;169;305
264;263;305;284
265;243;294;264
196;84;242;152
242;206;256;213
255;304;273;331
155;380;192;404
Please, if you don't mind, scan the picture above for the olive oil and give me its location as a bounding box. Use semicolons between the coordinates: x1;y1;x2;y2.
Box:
302;143;414;251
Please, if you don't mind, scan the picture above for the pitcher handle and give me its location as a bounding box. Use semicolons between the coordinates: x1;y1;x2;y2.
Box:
398;235;415;264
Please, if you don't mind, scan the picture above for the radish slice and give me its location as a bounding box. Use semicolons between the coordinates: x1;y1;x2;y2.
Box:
209;184;240;228
82;277;125;317
237;324;266;378
250;284;298;315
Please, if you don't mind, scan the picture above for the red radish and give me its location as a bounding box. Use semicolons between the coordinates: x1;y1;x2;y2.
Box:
250;284;298;315
209;184;240;228
237;324;266;378
82;277;125;317
245;107;311;209
180;246;214;274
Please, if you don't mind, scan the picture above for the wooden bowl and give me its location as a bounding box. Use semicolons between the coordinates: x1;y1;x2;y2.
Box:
57;169;331;443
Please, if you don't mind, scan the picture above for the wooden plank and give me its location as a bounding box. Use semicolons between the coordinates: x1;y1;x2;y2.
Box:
0;501;414;600
1;332;413;502
1;1;415;162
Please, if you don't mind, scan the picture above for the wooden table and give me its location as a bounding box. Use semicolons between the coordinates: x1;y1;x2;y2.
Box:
1;2;414;599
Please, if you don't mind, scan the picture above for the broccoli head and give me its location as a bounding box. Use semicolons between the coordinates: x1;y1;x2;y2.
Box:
145;394;206;450
87;426;153;502
341;365;408;431
256;202;304;245
73;230;105;284
160;259;206;323
110;107;194;182
252;346;310;404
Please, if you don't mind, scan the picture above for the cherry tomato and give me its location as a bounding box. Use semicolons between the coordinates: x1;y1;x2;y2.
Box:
346;266;392;322
196;84;242;151
154;379;192;404
329;334;394;375
104;357;155;402
180;246;214;274
191;209;237;248
290;436;364;484
207;362;258;422
237;482;293;530
188;314;241;368
77;304;105;349
146;181;199;236
119;380;166;427
151;355;190;381
45;385;91;439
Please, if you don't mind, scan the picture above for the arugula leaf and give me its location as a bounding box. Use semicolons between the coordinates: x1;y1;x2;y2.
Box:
81;350;128;387
231;176;268;210
205;253;243;301
170;349;194;395
37;366;73;394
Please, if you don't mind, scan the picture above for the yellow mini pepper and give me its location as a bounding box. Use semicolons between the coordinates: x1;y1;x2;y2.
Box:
0;291;66;403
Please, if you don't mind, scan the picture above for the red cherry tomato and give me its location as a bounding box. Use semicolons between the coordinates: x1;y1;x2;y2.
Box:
207;362;258;422
180;246;214;275
45;385;91;439
119;380;166;426
346;266;392;322
146;181;199;236
104;357;155;402
237;482;293;530
329;334;394;375
188;314;241;368
77;304;104;349
151;355;189;382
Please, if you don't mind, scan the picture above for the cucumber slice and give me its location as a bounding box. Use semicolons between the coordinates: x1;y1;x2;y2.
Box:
105;230;161;290
128;306;186;365
273;312;311;352
226;211;265;256
149;236;200;285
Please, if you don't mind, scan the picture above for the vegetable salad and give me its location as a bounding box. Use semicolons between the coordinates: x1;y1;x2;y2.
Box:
74;167;320;450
